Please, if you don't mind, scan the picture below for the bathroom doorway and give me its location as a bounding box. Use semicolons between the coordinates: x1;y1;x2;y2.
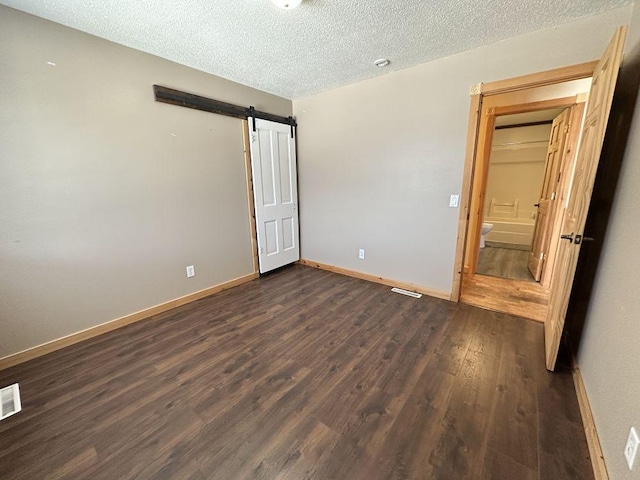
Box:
450;28;625;372
477;108;569;283
454;74;591;321
462;90;590;282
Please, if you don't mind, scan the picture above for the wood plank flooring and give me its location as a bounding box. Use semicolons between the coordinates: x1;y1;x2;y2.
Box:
0;265;591;480
461;273;550;322
477;246;535;282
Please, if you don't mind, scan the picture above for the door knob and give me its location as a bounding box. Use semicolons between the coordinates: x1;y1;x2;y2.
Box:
560;233;574;242
534;203;540;207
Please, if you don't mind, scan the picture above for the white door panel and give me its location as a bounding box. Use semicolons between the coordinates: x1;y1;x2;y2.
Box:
249;118;300;273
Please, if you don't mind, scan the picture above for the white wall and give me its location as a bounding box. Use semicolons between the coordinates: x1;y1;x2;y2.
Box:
577;2;640;478
0;7;292;359
293;6;632;295
485;125;551;225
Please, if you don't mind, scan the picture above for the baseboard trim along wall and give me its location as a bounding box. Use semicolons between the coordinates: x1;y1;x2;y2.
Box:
572;361;609;480
298;259;451;301
0;272;259;371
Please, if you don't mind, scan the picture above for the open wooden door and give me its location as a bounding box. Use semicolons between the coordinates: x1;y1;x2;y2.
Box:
545;27;626;371
528;108;571;281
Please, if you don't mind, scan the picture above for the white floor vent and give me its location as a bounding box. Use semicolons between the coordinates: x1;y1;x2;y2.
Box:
391;287;422;298
1;383;21;421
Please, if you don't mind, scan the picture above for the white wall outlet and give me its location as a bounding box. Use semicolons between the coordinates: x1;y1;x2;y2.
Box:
358;249;365;260
186;265;195;278
449;195;459;208
625;427;639;470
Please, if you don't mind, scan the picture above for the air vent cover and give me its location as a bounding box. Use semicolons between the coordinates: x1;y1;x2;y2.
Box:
391;287;422;298
0;383;21;421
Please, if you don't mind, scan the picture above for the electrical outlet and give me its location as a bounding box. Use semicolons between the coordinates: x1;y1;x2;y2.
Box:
625;427;639;470
449;195;459;208
358;249;365;260
186;265;195;278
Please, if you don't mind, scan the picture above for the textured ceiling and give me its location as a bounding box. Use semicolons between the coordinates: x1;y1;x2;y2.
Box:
0;0;631;99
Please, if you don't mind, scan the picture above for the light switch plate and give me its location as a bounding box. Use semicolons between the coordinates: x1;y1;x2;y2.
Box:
449;195;459;208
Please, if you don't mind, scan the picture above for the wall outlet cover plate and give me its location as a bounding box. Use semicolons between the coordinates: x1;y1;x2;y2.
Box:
625;426;639;470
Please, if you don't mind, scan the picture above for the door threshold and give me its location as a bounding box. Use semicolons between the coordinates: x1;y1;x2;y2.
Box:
460;273;549;322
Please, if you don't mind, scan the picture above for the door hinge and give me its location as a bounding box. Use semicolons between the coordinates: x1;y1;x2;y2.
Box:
550;192;556;200
564;124;570;134
540;252;545;260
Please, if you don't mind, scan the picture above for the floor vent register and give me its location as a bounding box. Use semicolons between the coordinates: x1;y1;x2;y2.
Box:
1;383;21;421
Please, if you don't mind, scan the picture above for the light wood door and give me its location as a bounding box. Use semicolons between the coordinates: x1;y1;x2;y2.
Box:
249;118;300;273
545;27;626;371
528;108;571;281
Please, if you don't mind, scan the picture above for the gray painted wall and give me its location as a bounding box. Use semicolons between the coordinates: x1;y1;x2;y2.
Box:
0;6;292;358
578;3;640;478
293;6;632;295
3;7;640;478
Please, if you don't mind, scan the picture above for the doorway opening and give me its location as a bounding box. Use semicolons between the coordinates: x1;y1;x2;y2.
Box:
478;109;568;283
474;97;590;293
450;28;625;374
452;70;594;322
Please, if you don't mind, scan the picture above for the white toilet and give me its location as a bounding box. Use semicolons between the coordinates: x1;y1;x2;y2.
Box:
480;222;494;248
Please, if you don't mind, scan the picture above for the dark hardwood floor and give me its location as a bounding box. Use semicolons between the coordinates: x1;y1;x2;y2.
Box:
0;265;592;479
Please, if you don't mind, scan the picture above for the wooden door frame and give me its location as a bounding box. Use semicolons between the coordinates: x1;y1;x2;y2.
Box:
450;61;597;301
242;119;260;275
465;95;579;281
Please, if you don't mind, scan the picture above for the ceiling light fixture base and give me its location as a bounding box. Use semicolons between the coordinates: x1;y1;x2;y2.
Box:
271;0;303;9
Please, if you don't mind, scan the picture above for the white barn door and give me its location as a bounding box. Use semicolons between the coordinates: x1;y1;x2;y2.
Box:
249;118;300;273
